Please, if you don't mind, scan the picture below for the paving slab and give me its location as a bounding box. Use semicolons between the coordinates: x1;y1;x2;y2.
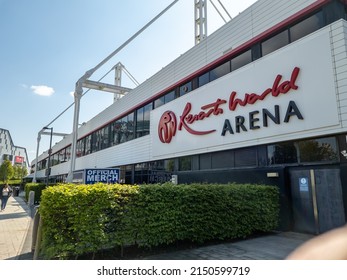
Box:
144;231;313;260
0;193;34;260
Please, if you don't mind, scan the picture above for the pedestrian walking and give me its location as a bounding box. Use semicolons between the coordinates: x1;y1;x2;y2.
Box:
0;184;13;211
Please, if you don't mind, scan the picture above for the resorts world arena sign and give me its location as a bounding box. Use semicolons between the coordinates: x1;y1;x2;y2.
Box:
151;29;340;158
158;67;302;143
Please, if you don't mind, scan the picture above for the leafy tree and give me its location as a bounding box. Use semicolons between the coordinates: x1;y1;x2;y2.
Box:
0;160;14;183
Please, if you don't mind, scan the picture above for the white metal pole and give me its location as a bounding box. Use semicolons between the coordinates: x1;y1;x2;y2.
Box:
66;0;179;182
32;131;42;183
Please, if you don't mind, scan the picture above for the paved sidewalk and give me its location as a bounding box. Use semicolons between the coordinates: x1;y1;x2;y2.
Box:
0;192;34;260
143;231;312;260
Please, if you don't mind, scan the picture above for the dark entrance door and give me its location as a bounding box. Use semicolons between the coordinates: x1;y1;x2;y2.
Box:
289;168;345;234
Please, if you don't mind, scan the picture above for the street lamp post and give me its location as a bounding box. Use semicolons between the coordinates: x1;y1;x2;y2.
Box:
43;127;53;186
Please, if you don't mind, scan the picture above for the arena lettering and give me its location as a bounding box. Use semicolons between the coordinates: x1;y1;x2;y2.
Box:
221;101;304;136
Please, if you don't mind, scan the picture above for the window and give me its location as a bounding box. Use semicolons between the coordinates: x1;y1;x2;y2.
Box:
257;145;268;166
134;162;149;184
235;148;257;167
199;153;212;170
126;113;134;141
99;126;109;149
290;11;324;42
210;61;230;81
211;150;234;169
261;30;289;56
154;90;175;109
298;137;338;163
111;119;122;145
268;142;298;165
154;96;165;109
51;153;59;166
198;72;209;87
65;146;71;161
41;159;47;170
92;130;102;153
148;160;174;183
58;149;66;163
85;134;92;155
136;103;152;138
143;104;151;136
231;49;252;71
119;116;128;144
76;138;85;157
268;137;338;165
165;90;175;103
180;82;192;96
178;156;192;171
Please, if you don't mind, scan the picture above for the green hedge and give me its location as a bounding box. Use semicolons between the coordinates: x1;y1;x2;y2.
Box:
24;183;47;204
39;182;279;259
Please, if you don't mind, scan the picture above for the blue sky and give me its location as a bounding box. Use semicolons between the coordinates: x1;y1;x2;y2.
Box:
0;0;257;165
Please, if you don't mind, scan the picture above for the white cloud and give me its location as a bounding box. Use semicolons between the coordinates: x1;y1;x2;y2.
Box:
69;91;74;97
31;85;55;96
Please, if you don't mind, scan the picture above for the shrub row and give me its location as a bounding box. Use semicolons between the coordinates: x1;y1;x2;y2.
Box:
39;183;279;259
24;183;47;204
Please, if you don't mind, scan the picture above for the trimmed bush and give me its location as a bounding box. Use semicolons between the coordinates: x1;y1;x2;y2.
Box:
39;182;279;259
39;183;138;259
24;183;47;203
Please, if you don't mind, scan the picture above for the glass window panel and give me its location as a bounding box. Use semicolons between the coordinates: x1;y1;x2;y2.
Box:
179;156;192;171
154;96;165;109
199;153;211;170
235;148;257;167
119;116;128;143
198;72;209;87
257;145;268;167
76;139;84;157
85;135;92;155
290;11;324;42
231;49;252;71
127;113;134;141
268;142;298;165
59;149;66;163
164;90;175;103
50;153;58;166
211;150;234;169
180;82;192;96
136;107;144;138
136;104;151;138
210;61;230;81
143;103;152;136
92;130;102;152
261;30;289;56
298;137;338;163
111;120;121;145
41;159;47;170
101;126;110;149
65;146;71;161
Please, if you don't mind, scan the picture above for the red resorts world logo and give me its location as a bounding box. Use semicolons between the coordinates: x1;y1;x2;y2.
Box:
158;111;177;143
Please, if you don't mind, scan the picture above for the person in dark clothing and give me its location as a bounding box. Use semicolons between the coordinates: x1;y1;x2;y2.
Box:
0;184;12;211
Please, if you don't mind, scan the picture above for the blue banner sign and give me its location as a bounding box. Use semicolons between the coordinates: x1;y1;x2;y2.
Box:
85;168;120;184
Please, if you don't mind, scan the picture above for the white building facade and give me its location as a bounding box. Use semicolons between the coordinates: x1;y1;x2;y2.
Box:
30;0;347;234
0;128;29;168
